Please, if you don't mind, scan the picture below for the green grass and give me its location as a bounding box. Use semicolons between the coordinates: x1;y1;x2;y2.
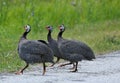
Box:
0;0;120;72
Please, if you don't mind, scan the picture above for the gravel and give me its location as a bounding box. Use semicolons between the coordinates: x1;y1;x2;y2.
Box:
0;51;120;83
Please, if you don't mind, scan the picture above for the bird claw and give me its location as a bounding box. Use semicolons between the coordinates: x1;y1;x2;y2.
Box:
42;70;46;76
48;63;55;67
58;64;65;67
70;69;78;72
69;67;75;70
15;70;23;75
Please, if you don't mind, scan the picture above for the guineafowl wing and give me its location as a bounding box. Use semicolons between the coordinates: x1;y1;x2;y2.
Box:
59;40;95;60
19;40;53;63
38;40;48;46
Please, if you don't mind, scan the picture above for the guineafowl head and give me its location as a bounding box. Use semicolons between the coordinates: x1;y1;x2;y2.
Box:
24;24;31;32
46;26;53;32
59;24;65;32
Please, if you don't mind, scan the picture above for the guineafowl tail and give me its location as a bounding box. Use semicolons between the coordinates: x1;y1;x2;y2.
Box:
84;53;96;61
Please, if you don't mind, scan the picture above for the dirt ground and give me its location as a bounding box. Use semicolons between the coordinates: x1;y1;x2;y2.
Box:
0;51;120;83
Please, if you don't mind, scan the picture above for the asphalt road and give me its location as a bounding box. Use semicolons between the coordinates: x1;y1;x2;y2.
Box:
0;51;120;83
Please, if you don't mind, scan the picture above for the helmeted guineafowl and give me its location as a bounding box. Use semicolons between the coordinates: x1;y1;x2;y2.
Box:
57;24;95;72
46;26;62;66
16;25;54;75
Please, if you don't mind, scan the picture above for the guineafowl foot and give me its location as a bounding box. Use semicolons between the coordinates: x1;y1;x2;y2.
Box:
42;70;46;76
15;70;23;75
58;64;65;67
49;63;55;67
70;62;78;72
69;67;75;70
58;62;73;67
70;69;78;72
69;63;76;70
15;63;29;75
42;62;46;75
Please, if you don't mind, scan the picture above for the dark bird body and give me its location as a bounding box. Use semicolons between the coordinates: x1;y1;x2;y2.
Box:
16;25;54;75
46;26;62;65
18;40;53;63
57;25;95;72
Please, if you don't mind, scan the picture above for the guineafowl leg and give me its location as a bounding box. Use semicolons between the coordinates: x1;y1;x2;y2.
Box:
59;62;73;67
42;62;46;75
69;63;76;70
71;62;78;72
15;62;29;75
56;57;60;63
49;57;60;67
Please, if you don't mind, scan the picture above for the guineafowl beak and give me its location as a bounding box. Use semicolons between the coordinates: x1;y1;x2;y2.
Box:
46;26;49;30
46;26;53;31
59;24;65;31
58;26;62;31
24;26;27;30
